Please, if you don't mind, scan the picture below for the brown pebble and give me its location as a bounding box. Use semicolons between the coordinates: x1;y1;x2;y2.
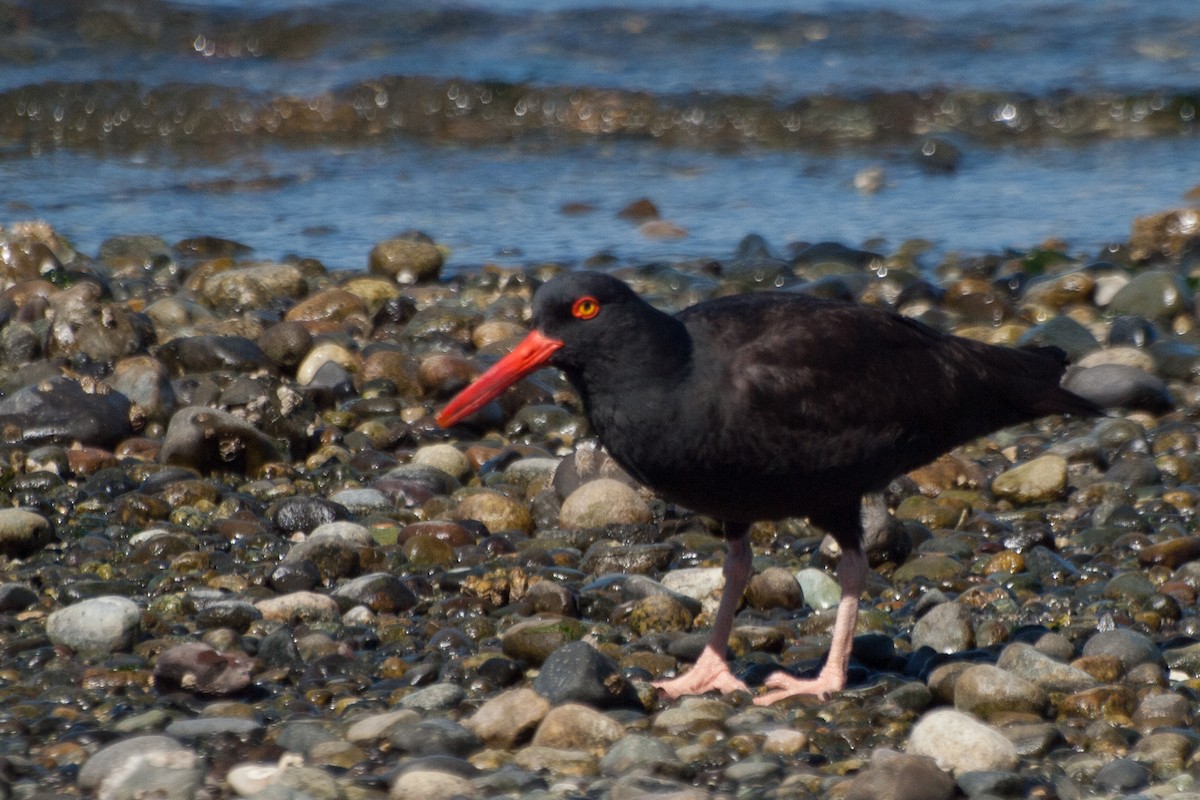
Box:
1138;535;1200;569
616;197;660;221
1071;654;1126;683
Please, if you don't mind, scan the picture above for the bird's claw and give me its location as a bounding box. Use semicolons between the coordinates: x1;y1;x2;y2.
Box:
751;670;844;706
653;650;750;699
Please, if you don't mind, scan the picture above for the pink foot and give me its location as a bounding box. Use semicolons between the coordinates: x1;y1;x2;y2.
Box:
653;648;749;699
753;669;846;706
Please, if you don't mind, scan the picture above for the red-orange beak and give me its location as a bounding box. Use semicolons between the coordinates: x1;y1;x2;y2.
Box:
436;329;564;427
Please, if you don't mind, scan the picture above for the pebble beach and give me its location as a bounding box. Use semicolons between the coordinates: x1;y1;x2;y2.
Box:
1;208;1200;799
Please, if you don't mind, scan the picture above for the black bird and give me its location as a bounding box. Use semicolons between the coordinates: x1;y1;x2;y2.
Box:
438;271;1099;704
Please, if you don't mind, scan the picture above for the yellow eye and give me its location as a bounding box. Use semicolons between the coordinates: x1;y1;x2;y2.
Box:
571;296;600;320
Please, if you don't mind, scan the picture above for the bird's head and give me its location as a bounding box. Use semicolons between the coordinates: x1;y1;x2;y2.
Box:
436;271;644;427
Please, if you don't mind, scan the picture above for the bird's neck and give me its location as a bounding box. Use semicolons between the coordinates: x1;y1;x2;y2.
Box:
568;307;693;408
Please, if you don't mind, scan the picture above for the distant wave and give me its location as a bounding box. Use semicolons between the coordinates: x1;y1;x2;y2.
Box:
0;78;1196;155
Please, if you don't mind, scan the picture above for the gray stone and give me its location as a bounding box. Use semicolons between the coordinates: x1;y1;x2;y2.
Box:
996;642;1097;693
47;595;141;656
795;567;841;610
599;734;684;777
842;749;954;800
953;664;1047;718
77;735;191;791
399;683;466;713
559;478;653;528
1081;628;1163;670
911;602;973;654
908;709;1019;776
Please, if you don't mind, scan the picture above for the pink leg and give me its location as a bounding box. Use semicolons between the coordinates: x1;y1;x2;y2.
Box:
754;546;866;705
653;534;752;698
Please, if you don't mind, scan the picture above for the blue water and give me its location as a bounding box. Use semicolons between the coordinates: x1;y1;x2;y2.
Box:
1;0;1198;271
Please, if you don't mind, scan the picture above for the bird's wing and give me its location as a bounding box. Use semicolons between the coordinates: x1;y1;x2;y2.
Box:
682;293;1068;473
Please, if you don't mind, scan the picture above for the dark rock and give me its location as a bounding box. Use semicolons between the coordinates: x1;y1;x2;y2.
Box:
388;717;480;758
843;749;954;800
1063;364;1171;412
157;335;275;375
1093;757;1149;793
532;641;641;709
0;377;132;447
160;406;286;475
332;572;419;614
271;496;350;534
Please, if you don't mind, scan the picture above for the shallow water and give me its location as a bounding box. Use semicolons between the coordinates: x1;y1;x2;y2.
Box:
1;0;1197;270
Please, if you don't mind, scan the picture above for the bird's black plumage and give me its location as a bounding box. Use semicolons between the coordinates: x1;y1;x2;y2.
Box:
440;270;1100;702
529;272;1098;539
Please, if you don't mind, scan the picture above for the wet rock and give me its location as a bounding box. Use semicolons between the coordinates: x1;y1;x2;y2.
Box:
255;591;341;624
842;749;954;800
398;683;467;713
1130;731;1192;779
627;593;694;636
284;536;361;582
991;455;1068;504
77;735;199;797
272;496;349;533
744;566;803;611
1093;757;1149;793
332;572;418;614
1063;364;1171;412
911;601;973;654
370;233;444;284
1130;209;1200;261
795;567;841;610
996;642;1098;693
198;262;306;312
953;664;1047;719
47;283;151;362
153;642;254;695
454;489;533;534
105;355;177;422
599;734;684;778
531;703;624;751
0;582;38;612
1081;628;1163;671
346;709;421;744
1138;535;1200;569
660;567;725;615
0;376;133;447
581;542;675;575
46;595;141;656
0;507;53;557
532;640;640;709
157;334;274;374
907;709;1019;776
412;443;471;480
1105;269;1188;321
390;768;479;800
465;687;549;749
389;716;480;758
892;554;967;585
1017;316;1099;362
502;617;589;665
194;599;262;632
1133;692;1191;731
161;406;286;474
559;478;653;528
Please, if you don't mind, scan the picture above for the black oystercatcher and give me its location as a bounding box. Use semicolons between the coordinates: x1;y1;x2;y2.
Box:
437;271;1100;704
